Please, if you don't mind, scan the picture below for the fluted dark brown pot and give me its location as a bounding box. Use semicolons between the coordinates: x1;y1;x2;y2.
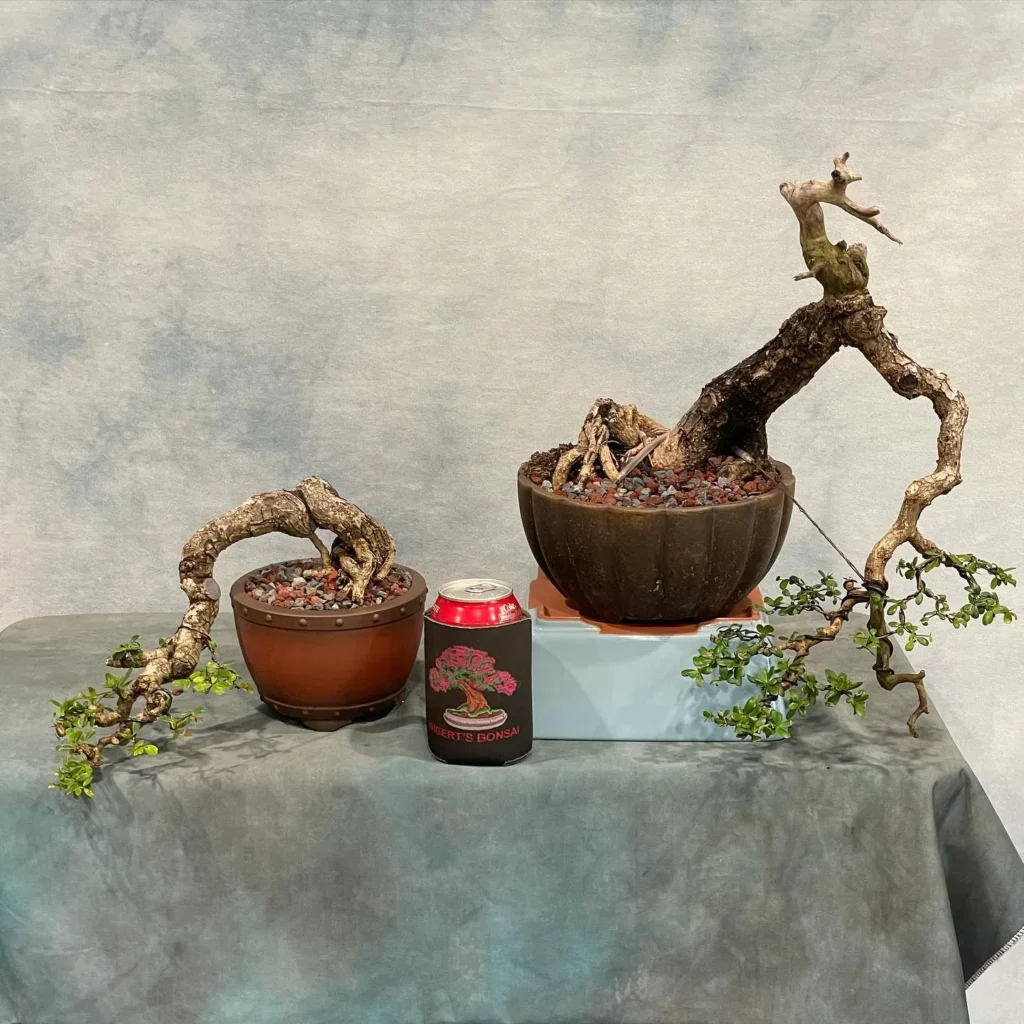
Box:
518;461;795;623
230;564;427;731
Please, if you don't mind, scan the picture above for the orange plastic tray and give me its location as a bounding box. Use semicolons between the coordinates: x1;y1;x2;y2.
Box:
527;570;762;635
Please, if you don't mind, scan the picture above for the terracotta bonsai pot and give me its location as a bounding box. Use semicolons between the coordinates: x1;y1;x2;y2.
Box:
518;460;795;624
230;564;427;731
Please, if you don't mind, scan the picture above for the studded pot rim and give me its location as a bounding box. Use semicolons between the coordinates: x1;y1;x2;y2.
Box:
229;563;427;631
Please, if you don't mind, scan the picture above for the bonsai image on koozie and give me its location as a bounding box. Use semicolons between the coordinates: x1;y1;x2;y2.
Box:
520;152;1015;739
429;645;519;730
50;477;425;797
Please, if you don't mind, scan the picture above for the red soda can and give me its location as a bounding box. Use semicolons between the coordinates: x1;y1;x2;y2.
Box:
429;579;524;626
424;579;533;766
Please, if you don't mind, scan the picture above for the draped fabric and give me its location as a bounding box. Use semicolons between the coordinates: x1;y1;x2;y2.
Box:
1;613;1022;1024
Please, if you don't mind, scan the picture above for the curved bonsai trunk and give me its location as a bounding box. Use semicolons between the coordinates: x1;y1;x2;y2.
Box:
85;478;395;764
551;153;970;734
554;293;887;486
656;298;863;470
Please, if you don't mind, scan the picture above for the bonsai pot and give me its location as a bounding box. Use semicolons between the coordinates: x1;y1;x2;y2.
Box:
518;459;795;624
230;564;427;731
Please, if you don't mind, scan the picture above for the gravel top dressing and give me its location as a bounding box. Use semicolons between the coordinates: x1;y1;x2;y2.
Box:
528;457;778;508
243;559;412;611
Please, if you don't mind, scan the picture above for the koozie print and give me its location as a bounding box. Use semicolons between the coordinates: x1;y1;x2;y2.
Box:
429;645;518;730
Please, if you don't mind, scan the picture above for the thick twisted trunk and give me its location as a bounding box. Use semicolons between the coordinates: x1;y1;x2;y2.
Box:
845;322;968;582
656;297;868;471
545;153;976;735
83;478;395;764
553;292;889;487
459;682;490;714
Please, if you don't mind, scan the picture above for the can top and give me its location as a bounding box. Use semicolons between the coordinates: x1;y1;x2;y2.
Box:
439;578;513;603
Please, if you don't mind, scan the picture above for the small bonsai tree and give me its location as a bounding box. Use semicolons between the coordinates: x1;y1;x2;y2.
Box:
429;645;518;716
51;477;396;796
545;153;1015;738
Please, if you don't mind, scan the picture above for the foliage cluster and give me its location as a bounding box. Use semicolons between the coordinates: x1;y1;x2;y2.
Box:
685;555;1015;740
50;638;251;798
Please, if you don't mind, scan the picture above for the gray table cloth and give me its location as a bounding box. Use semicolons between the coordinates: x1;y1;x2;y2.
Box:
1;613;1022;1024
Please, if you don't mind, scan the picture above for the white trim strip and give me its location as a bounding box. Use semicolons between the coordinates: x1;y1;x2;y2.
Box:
965;922;1024;988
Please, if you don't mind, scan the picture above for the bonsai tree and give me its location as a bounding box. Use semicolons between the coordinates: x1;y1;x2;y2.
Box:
543;152;1015;738
51;477;396;796
429;645;518;715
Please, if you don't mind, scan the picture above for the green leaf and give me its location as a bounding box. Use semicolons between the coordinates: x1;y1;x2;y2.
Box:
110;635;143;658
126;739;159;757
851;628;879;652
848;692;869;717
51;757;95;798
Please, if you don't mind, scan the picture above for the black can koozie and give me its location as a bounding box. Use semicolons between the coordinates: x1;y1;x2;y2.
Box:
424;615;533;766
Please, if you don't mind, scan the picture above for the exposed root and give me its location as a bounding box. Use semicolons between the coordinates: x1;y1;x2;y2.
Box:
552;398;667;489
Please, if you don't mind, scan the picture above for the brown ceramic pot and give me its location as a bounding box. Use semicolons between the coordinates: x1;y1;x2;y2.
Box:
518;461;795;624
230;564;427;731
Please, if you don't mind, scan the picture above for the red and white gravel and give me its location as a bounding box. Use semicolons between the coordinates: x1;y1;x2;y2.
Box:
243;559;411;611
530;457;778;508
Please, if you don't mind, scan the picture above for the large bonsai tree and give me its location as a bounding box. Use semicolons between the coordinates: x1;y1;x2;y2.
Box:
550;153;1015;738
51;477;395;797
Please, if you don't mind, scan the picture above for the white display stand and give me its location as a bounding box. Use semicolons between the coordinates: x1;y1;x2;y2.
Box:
528;574;779;742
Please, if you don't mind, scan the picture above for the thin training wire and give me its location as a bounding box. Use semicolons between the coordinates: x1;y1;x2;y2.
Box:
777;481;866;582
616;432;669;483
732;448;866;582
620;440;866;582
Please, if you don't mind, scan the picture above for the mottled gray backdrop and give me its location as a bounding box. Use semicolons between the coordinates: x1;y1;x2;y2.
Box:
1;1;1022;1018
